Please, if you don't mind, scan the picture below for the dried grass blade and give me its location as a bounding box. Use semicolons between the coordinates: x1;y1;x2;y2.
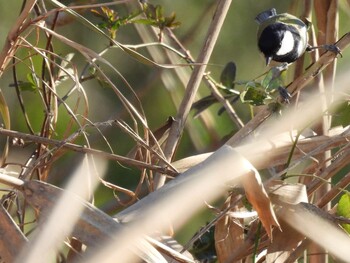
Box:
0;204;27;262
242;163;280;239
215;198;244;263
0;90;10;165
279;202;350;262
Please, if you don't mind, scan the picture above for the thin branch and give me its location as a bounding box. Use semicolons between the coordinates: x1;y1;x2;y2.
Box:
0;127;177;176
155;0;233;189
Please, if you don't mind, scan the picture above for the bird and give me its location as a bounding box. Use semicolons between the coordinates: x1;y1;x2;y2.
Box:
255;8;309;65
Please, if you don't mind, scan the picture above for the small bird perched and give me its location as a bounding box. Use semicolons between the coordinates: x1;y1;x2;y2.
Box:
255;9;341;102
255;8;308;65
256;8;341;65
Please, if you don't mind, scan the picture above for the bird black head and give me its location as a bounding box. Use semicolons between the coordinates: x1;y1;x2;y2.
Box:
258;23;301;64
258;23;286;60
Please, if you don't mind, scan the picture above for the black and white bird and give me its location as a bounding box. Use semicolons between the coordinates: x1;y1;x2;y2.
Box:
255;8;308;65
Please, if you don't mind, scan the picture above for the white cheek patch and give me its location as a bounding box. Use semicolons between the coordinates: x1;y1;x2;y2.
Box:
276;30;294;56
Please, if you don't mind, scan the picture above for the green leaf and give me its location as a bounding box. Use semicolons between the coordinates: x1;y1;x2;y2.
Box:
220;62;236;90
155;5;164;20
140;3;180;31
337;193;350;234
262;64;287;91
240;83;268;106
97;21;109;30
163;12;176;28
90;9;106;19
18;82;37;92
144;4;157;20
19;73;38;92
26;72;37;85
169;21;181;28
131;18;158;26
91;7;123;39
192;95;218;118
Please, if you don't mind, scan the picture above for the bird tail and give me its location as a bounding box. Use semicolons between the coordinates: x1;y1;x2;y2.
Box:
255;8;277;24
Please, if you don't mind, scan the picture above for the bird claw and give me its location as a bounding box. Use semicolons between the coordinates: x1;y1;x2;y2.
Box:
322;44;342;57
278;86;291;103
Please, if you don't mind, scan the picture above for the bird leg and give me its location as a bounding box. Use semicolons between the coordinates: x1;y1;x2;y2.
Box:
278;86;292;104
306;44;342;57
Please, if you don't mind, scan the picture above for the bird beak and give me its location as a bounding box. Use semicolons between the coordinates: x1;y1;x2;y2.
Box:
265;56;272;66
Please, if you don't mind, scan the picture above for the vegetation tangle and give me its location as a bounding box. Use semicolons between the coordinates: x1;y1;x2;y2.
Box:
0;1;350;263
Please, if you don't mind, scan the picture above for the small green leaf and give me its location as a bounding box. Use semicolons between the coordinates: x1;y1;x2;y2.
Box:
337;193;350;234
19;73;38;92
168;21;181;28
163;12;177;28
155;5;164;20
140;3;180;32
240;83;268;106
97;21;109;30
192;95;218;118
262;64;287;91
91;7;123;39
144;4;157;20
18;82;37;92
263;77;281;92
91;9;106;19
26;72;37;85
220;62;236;90
131;18;158;26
